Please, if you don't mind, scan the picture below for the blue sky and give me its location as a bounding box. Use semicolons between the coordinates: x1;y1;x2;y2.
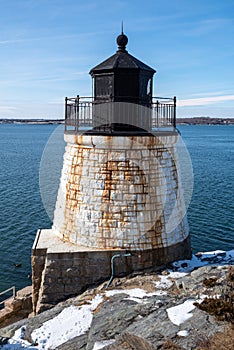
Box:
0;0;234;119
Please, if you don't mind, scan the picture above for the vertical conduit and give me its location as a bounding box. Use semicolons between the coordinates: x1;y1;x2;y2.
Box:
106;253;132;287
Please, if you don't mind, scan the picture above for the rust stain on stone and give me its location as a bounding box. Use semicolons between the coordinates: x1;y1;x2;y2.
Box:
62;145;85;242
98;158;148;248
53;135;188;251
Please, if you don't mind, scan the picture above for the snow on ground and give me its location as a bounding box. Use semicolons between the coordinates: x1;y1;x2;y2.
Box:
166;299;197;326
0;327;34;349
1;249;233;349
172;254;205;272
1;289;165;349
105;287;165;299
177;330;189;337
92;339;116;350
32;294;103;349
199;250;227;259
1;295;103;350
172;249;234;273
168;271;188;279
105;287;166;304
154;275;174;289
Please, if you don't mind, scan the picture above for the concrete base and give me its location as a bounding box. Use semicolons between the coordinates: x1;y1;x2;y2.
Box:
32;229;191;314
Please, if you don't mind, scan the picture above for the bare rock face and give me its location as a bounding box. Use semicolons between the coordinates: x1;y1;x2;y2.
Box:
0;252;233;350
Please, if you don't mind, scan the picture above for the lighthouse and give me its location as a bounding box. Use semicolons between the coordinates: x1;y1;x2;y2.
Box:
32;32;191;314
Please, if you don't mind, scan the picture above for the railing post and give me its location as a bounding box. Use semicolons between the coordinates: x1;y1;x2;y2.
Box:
156;100;159;128
76;95;79;132
65;97;68;132
90;98;93;126
0;286;17;304
173;96;176;128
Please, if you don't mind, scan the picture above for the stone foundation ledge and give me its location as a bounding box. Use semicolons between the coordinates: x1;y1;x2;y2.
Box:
64;133;179;148
33;229;191;260
32;229;191;313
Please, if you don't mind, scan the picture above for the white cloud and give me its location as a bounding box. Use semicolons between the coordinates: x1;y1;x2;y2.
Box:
0;39;25;44
0;102;64;119
0;106;17;111
0;32;98;46
178;95;234;107
190;90;233;97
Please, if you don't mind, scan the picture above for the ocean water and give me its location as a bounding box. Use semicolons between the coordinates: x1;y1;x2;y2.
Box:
0;125;53;293
181;125;234;253
0;124;233;293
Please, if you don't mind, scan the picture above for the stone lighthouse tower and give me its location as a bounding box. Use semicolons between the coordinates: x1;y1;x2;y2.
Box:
32;32;191;313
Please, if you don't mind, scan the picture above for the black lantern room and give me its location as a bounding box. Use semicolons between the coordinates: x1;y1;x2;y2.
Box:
90;32;156;106
65;32;176;134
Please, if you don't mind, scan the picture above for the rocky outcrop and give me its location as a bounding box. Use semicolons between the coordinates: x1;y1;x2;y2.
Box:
0;251;233;350
0;286;32;329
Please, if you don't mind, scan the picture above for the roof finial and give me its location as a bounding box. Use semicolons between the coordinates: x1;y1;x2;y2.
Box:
116;23;128;52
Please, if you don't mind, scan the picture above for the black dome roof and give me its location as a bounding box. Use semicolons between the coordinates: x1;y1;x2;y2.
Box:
89;33;156;76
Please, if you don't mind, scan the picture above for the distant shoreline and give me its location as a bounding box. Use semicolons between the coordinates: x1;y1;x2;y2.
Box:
0;117;233;125
0;119;64;125
176;117;234;125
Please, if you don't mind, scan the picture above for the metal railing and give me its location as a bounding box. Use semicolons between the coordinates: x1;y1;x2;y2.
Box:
0;286;16;305
65;96;93;132
65;96;176;133
151;97;176;129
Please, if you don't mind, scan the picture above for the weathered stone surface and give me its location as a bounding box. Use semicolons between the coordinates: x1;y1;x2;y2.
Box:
175;265;228;296
0;286;32;329
0;318;30;339
107;305;227;350
56;334;87;350
32;229;191;313
85;295;167;350
53;135;189;250
1;263;232;350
